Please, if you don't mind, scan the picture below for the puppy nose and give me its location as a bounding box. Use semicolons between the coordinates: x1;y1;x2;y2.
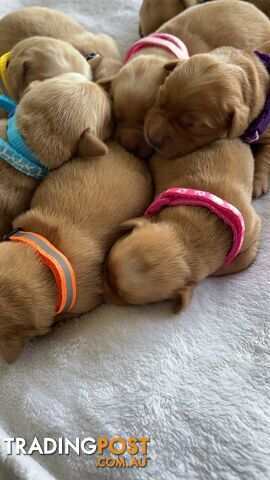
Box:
116;129;153;158
146;123;165;149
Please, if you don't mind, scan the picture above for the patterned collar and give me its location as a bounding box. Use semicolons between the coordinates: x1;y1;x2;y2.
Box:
145;187;245;265
0;95;48;180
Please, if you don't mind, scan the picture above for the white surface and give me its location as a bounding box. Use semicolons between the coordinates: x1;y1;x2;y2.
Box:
0;1;270;479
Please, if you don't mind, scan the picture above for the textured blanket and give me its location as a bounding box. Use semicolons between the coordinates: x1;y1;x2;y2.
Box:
0;1;270;479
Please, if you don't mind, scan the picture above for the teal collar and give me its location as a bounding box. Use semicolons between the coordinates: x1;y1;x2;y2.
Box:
0;95;48;180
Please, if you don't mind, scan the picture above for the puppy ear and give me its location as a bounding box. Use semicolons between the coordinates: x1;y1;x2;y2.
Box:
0;336;26;363
97;75;115;93
8;57;31;100
228;103;250;138
120;217;150;232
164;60;180;72
87;53;103;70
173;283;196;313
75;129;108;157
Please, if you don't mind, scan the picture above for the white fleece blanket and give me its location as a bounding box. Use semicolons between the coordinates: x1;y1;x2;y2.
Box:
0;1;270;479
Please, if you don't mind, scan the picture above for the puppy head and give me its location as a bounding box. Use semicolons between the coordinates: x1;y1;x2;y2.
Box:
104;218;195;311
16;72;112;169
0;242;55;363
99;55;171;158
144;53;250;158
139;0;186;37
7;36;92;102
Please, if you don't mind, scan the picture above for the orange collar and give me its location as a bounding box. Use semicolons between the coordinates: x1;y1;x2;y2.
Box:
4;228;77;314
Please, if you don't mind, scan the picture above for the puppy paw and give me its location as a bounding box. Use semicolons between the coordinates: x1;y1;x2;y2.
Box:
253;173;269;198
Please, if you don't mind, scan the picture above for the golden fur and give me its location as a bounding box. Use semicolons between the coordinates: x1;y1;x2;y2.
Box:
0;68;152;362
145;44;270;196
104;139;260;311
0;6;121;80
99;0;270;157
139;0;270;37
6;36;92;102
0;72;112;239
0;139;152;363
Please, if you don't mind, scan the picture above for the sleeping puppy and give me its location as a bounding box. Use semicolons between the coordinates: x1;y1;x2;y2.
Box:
2;36;92;102
139;0;193;37
0;6;121;80
144;43;270;197
139;0;270;37
0;72;112;239
99;0;270;158
104;139;260;310
0;142;152;363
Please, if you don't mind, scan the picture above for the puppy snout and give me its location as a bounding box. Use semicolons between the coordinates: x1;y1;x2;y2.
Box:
145;122;165;149
116;127;153;158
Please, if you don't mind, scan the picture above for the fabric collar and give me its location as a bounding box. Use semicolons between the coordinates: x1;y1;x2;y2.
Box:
125;33;189;63
4;228;77;315
242;50;270;144
0;94;48;180
144;187;245;265
0;52;12;98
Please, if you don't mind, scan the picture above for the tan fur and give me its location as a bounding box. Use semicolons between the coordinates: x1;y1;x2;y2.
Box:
139;0;270;37
145;44;270;196
0;72;112;239
0;138;152;363
99;0;270;157
0;77;152;363
0;6;121;81
104;139;260;311
6;36;92;102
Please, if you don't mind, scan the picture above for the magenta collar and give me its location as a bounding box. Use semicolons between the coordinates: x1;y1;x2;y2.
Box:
125;33;189;63
144;188;245;265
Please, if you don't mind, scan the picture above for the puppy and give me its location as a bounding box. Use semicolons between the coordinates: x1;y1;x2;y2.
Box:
0;6;121;80
0;72;112;239
139;0;191;37
0;143;152;362
2;36;92;102
139;0;270;37
99;0;270;157
145;43;270;197
104;139;260;310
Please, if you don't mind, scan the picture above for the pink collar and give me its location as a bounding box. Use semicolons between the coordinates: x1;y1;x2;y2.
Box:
144;188;245;265
125;33;189;63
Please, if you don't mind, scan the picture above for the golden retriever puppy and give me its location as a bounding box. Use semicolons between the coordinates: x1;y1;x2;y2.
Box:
139;0;270;37
1;36;92;102
0;6;121;80
104;139;260;311
99;0;270;157
0;72;112;240
139;0;193;37
145;43;270;197
0;143;152;363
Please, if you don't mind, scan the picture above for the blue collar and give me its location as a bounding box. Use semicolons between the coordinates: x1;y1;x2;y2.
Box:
0;95;48;180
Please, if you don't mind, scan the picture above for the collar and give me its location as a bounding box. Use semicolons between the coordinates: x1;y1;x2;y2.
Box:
144;187;245;265
242;50;270;144
125;33;189;63
0;94;48;180
0;51;12;98
4;228;77;315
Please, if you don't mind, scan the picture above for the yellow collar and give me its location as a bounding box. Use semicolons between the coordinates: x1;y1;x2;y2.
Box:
0;52;11;98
